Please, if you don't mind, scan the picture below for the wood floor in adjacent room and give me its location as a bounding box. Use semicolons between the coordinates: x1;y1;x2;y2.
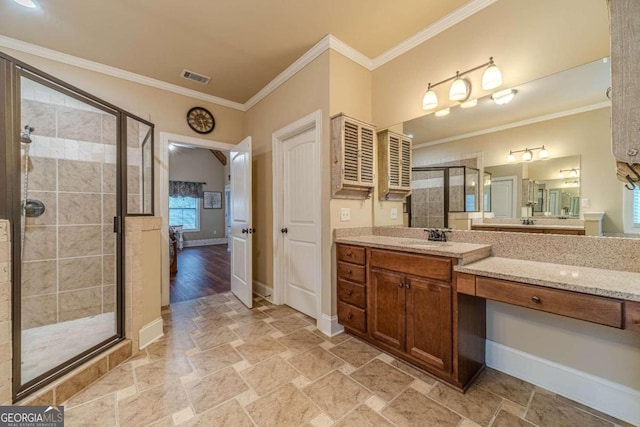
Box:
170;244;230;303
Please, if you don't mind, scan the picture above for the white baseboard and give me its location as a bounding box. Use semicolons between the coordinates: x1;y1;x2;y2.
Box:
253;280;273;300
183;238;227;247
317;314;344;337
138;318;164;350
486;340;640;426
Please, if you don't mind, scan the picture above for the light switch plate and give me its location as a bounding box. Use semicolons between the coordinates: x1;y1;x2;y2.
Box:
581;198;590;208
390;208;398;219
340;208;350;222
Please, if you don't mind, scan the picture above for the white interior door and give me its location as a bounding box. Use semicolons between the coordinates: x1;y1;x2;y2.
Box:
230;136;253;308
492;177;515;218
282;128;319;318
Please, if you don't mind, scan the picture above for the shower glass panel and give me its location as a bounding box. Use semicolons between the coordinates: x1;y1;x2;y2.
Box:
126;116;153;214
19;74;118;386
448;167;465;212
411;169;446;228
465;168;480;212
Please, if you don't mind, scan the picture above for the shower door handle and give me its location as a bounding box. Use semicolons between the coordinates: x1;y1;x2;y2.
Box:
113;216;122;234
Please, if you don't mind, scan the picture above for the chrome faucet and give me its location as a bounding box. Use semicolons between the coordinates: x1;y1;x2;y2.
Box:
425;228;452;242
522;218;535;225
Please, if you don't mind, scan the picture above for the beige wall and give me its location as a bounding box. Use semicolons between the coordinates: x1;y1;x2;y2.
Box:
371;0;609;128
413;108;622;232
169;147;226;241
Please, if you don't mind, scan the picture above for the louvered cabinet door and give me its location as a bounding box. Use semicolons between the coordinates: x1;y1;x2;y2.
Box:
400;137;412;190
342;120;361;186
359;125;375;186
388;134;401;188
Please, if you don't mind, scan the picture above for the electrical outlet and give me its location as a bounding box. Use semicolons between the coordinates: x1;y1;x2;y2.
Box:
340;208;350;222
390;208;398;219
213;230;217;235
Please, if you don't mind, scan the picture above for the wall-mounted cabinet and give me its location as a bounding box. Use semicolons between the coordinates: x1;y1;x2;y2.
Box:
331;113;375;199
377;130;412;201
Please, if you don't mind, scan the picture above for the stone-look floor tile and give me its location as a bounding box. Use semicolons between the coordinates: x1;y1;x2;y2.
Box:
191;326;238;351
350;359;413;402
240;356;299;395
474;367;535;407
365;395;387;412
555;395;635;427
382;388;461;427
134;356;193;391
390;359;437;385
235;336;287;364
246;383;321;427
262;305;299;319
198;294;230;306
65;364;134;407
181;400;254;427
525;392;613;427
278;329;325;354
459;418;483;427
65;395;116;427
118;382;190;426
428;382;502;426
289;346;344;381
329;338;380;368
195;302;233;317
188;344;242;377
493;410;536;427
194;313;236;332
313;331;351;345
303;370;370;420
172;406;195;425
307;412;334;427
146;416;175;427
146;338;192;361
184;367;248;414
233;321;277;341
229;309;268;325
499;399;527;418
410;379;432;395
334;404;393;427
270;314;313;334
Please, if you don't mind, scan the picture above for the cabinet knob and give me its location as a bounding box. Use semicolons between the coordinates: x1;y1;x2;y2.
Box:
347;290;353;296
398;283;404;288
346;251;353;257
406;283;411;289
347;313;353;320
346;269;352;275
531;296;541;304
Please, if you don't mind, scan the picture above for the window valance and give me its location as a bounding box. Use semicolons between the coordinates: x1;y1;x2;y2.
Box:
169;180;204;198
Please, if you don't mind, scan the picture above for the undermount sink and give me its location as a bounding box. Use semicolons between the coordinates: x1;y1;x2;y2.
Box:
398;240;443;248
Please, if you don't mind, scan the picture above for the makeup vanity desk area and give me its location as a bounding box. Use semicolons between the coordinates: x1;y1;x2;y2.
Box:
334;235;640;392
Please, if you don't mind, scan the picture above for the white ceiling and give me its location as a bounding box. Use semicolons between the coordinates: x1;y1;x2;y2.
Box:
0;0;470;103
405;58;611;146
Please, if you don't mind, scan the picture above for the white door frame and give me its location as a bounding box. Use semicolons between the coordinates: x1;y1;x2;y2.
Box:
159;132;236;307
491;175;518;218
272;110;322;326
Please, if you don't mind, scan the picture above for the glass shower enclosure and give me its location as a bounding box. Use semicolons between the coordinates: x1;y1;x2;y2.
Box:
0;51;154;400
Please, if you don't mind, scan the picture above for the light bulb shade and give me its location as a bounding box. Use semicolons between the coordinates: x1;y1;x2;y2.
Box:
422;89;438;110
460;98;477;109
569;169;578;177
522;150;533;162
558;171;564;178
492;89;516;105
13;0;37;7
482;63;503;90
538;147;549;159
434;107;450;117
449;78;471;102
507;153;515;162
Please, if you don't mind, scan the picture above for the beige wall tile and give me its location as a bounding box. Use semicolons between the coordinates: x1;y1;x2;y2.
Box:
101;114;117;145
55;357;108;403
0;262;8;285
59;225;101;258
102;164;116;194
26;157;57;192
0;343;9;364
103;255;115;285
59;287;102;322
103;285;115;313
127;195;141;214
59;256;102;291
21;100;56;137
0;220;8;242
22;389;54;406
126;118;139;148
21;260;57;297
23;226;57;261
103;194;116;225
22;294;57;329
0;243;10;262
58;193;101;225
58;159;101;192
127;166;140;195
107;341;132;370
0;322;10;344
24;192;57;226
57;106;102;143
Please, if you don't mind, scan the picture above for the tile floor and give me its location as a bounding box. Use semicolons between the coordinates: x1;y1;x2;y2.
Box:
61;293;633;427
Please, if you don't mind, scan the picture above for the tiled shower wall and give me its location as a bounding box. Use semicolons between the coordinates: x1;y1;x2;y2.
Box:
0;220;12;404
19;80;142;330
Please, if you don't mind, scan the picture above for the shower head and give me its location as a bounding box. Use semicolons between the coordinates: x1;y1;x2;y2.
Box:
20;125;34;144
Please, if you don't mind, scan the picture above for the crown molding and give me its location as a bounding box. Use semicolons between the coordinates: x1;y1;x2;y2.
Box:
412;102;611;149
327;35;372;70
0;35;247;111
371;0;499;69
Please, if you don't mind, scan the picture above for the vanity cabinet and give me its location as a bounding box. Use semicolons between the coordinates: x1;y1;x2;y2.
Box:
377;130;412;201
331;113;376;199
471;225;585;235
336;244;368;334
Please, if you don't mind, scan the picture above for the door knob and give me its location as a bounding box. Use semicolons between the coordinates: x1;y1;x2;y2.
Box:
281;227;288;234
250;228;256;234
242;228;248;234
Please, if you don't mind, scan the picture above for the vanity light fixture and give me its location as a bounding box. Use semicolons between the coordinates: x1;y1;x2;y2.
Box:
434;107;450;117
460;98;478;109
506;146;549;162
492;88;517;105
421;57;502;110
558;168;579;178
13;0;37;7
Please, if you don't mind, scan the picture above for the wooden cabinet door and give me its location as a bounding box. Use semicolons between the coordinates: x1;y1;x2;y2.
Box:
405;276;452;373
370;269;405;351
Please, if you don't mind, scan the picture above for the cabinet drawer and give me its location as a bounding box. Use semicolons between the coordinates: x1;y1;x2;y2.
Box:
337;280;366;309
625;301;640;333
456;272;476;296
337;261;366;283
476;277;623;328
337;245;366;265
370;249;451;282
338;302;366;333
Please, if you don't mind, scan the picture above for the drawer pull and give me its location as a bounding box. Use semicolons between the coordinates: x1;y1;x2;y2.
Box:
346;251;353;257
398;283;404;288
347;269;352;275
347;313;353;320
531;296;541;304
406;283;411;289
347;290;353;296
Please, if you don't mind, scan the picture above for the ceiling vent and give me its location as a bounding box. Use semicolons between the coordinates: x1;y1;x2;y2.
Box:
180;69;211;85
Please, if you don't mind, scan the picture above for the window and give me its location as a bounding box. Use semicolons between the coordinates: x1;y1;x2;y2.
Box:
623;185;640;234
169;196;199;231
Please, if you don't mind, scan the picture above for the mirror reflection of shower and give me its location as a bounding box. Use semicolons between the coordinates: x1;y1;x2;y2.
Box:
20;125;45;259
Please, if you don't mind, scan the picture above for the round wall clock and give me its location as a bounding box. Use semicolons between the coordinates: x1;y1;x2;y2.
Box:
186;107;215;134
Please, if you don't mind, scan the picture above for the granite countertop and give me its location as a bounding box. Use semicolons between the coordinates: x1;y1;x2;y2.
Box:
455;257;640;302
335;235;491;265
472;223;584;230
